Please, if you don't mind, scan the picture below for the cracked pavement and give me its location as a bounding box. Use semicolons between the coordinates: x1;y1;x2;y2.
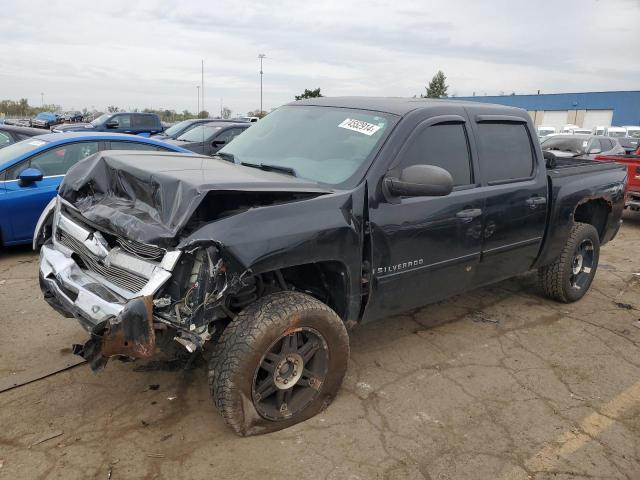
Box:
1;213;639;479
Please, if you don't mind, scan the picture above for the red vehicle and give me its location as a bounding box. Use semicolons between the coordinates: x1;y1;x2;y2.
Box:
594;146;640;210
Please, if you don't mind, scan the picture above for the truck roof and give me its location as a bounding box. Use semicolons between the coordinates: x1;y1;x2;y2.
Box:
289;96;527;117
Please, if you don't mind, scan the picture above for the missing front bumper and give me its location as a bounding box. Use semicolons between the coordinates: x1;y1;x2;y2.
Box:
73;296;156;371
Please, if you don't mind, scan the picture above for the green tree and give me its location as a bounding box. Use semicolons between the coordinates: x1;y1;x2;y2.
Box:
295;88;323;101
198;110;209;119
221;107;232;119
424;71;448;98
107;105;120;113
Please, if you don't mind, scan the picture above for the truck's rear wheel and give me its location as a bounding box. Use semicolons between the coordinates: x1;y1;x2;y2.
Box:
208;291;349;436
538;222;600;303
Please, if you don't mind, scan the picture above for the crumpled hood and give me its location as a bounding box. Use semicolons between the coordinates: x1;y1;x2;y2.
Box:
58;151;331;247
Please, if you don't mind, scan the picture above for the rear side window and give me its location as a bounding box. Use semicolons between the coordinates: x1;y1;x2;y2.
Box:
476;123;534;183
398;123;472;186
133;115;158;129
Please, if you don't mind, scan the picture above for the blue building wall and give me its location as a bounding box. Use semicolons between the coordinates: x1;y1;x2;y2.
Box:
455;91;640;126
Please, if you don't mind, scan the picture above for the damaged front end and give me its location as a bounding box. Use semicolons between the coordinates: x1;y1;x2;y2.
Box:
38;198;250;370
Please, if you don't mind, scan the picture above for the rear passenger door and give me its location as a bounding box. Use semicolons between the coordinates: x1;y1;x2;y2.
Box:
471;119;547;285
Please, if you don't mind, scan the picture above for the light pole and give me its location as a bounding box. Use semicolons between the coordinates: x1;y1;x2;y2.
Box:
41;92;44;107
196;86;200;118
258;53;266;114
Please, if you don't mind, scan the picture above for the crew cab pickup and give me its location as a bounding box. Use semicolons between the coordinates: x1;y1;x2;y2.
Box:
35;98;626;436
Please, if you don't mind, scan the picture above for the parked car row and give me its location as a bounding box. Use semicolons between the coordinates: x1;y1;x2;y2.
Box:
537;124;640;143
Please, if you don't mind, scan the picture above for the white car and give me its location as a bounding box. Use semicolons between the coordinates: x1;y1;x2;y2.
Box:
537;126;556;137
622;126;640;138
606;126;627;138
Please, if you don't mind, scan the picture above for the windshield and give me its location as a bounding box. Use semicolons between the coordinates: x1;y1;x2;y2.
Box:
0;138;48;169
219;105;395;186
177;124;222;142
164;120;194;137
541;136;587;154
91;113;111;126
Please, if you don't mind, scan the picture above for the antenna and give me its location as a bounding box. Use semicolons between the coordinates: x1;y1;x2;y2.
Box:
201;59;205;150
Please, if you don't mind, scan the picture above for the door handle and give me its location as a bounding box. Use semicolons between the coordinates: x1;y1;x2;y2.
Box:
526;196;547;209
456;208;482;222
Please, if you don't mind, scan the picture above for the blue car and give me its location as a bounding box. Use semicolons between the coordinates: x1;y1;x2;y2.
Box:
32;112;62;129
0;132;190;246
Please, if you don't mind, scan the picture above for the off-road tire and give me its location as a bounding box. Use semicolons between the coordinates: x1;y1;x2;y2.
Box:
538;222;600;303
208;291;349;436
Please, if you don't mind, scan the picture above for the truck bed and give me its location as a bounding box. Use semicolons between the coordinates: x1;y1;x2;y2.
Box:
546;156;623;178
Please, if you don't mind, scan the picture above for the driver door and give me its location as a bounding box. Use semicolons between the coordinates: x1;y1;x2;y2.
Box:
3;141;99;242
364;118;485;322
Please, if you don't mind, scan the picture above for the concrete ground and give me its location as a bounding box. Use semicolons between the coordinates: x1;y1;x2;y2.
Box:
1;215;639;480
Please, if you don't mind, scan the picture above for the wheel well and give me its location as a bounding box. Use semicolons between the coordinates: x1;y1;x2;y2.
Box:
573;199;610;241
278;261;350;320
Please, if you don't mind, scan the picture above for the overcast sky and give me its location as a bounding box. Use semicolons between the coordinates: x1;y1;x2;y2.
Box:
1;0;638;116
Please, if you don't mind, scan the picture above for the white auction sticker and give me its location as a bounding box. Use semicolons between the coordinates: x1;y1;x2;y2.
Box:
338;118;381;136
28;140;45;146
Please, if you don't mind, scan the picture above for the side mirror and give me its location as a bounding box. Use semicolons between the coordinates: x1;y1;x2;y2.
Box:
589;148;602;154
18;167;44;185
212;140;226;147
105;121;119;129
383;164;454;199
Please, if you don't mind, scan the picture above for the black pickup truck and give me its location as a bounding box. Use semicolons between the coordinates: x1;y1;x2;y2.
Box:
35;97;626;436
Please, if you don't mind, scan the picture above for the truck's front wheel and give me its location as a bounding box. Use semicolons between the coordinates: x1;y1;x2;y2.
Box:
538;222;600;303
208;291;349;436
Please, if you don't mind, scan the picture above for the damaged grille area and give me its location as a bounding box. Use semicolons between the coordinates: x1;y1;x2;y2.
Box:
57;230;148;293
115;238;164;261
61;204;165;261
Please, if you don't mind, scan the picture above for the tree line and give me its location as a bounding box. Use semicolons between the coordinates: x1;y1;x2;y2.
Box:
1;72;451;121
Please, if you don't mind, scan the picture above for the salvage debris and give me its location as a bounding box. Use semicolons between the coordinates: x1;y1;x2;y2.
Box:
472;311;500;324
30;430;63;447
614;302;634;310
632;320;640;330
147;453;165;458
148;384;160;391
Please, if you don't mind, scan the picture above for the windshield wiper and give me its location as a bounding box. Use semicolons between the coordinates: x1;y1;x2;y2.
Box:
214;151;235;162
241;161;297;177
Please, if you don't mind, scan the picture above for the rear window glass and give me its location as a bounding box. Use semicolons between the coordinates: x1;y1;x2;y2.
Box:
133;115;158;129
476;123;534;183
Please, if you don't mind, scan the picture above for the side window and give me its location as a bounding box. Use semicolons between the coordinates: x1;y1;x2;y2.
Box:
589;139;602;153
108;141;166;151
476;123;534;183
0;132;13;147
397;123;472;186
215;127;246;145
6;142;99;180
132;115;157;129
113;114;131;128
